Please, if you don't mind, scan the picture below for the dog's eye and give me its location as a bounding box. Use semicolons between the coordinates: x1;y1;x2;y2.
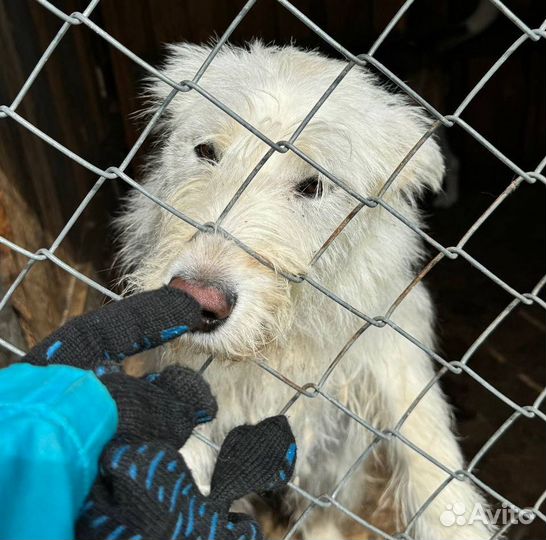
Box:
295;176;323;198
194;143;218;164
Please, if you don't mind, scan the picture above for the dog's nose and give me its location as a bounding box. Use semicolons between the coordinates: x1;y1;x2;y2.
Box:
169;277;236;331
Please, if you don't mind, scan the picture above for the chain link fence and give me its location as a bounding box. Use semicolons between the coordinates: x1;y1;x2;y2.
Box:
1;0;545;538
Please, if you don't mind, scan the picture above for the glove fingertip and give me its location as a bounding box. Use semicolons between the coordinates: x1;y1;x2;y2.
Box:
157;286;204;333
155;365;218;425
251;415;297;491
209;415;297;503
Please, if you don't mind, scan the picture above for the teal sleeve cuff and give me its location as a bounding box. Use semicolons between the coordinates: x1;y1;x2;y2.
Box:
0;363;118;540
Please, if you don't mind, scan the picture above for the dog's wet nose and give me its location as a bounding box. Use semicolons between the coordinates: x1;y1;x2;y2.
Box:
169;277;236;331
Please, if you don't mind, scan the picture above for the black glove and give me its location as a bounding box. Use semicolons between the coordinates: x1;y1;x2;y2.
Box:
21;285;297;539
77;415;296;540
21;286;215;444
23;285;204;370
95;363;218;445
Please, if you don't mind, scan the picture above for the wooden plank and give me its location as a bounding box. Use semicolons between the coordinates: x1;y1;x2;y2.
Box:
0;162;66;347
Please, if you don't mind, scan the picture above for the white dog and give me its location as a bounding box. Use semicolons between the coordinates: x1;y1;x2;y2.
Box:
117;43;494;539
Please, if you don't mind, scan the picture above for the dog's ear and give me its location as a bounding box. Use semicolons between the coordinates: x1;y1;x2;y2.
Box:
391;125;445;202
346;66;446;202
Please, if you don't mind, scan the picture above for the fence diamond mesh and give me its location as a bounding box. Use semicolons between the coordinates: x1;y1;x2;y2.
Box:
0;1;545;539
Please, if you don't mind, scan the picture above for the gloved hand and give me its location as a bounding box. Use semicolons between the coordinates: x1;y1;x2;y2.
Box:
77;415;296;540
22;286;216;444
23;285;204;369
21;285;297;540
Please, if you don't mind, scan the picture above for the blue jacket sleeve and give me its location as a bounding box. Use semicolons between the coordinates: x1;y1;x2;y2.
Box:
0;363;118;540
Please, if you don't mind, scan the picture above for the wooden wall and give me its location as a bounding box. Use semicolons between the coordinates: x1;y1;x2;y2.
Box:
0;0;121;360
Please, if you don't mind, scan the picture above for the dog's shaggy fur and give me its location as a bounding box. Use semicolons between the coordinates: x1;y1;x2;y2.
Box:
117;43;494;539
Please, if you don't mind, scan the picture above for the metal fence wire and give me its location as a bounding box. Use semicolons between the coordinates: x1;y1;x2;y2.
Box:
1;0;545;538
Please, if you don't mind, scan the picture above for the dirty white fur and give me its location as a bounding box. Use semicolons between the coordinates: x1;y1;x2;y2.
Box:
117;43;494;539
